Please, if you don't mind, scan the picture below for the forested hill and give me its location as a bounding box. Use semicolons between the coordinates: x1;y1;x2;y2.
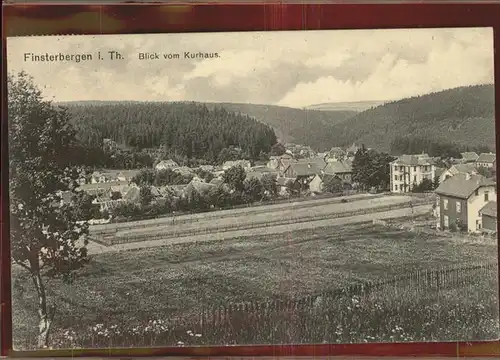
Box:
327;84;495;153
204;102;357;151
61;101;277;162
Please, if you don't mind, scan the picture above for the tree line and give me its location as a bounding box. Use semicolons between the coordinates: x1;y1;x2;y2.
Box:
110;166;280;220
351;146;396;191
390;135;492;159
63;101;278;166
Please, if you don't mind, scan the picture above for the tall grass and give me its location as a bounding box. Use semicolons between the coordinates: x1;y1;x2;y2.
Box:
16;262;498;350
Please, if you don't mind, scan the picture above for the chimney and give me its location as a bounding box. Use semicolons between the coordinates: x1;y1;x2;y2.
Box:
465;173;471;180
308;163;311;168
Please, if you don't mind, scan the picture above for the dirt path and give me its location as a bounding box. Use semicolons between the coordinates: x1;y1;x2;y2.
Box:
86;204;430;255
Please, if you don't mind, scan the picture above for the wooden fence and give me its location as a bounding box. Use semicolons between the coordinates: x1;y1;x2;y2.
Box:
92;198;432;246
69;261;497;348
90;190;375;235
190;261;497;327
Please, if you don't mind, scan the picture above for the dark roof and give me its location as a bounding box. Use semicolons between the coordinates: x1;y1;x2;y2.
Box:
324;161;352;174
435;174;496;199
476;153;496;164
287;162;322;176
479;201;497;218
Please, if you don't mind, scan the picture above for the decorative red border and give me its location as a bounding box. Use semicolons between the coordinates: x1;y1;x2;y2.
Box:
2;2;500;358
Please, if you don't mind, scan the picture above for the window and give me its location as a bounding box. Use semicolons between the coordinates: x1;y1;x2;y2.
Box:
394;185;398;191
413;166;417;171
475;189;479;196
444;215;449;228
456;201;461;213
485;191;489;202
444;199;448;210
413;175;417;182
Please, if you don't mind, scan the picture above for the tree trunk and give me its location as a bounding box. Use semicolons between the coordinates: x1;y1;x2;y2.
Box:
30;270;54;349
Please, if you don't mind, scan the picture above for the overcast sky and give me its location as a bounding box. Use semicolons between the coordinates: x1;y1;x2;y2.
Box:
7;27;494;108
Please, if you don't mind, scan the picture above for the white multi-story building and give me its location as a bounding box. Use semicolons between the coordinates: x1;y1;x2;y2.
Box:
390;153;436;193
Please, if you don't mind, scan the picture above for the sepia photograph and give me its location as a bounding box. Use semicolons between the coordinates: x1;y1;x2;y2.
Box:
6;28;498;350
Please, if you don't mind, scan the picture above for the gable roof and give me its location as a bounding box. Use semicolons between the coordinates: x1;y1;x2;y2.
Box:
480;201;497;218
450;163;478;175
324;161;352;174
461;152;479;161
223;160;251;168
156;159;179;167
435;174;496;199
118;170;141;179
476;153;496;164
286;162;322;177
78;181;129;191
123;186;140;202
297;157;327;170
346;143;359;153
245;171;264;181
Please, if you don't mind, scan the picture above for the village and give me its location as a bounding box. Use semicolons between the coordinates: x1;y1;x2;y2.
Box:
71;138;498;237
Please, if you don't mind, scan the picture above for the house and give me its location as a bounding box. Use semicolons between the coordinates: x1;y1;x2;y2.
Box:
435;173;496;232
199;165;215;172
390;153;436;193
460;152;479;163
173;166;194;176
323;161;353;182
276;154;295;174
155;159;179;171
122;185;141;203
283;162;322;189
245;171;264;182
476;153;496;168
309;174;324;193
297;157;327;171
346;143;359;155
276;177;294;196
117;170;140;183
103;138;118;152
328;147;347;162
266;156;280;170
479;201;497;233
222;160;251;171
439;163;478;184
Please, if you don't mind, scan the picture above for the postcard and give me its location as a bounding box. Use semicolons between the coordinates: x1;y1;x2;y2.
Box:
6;28;498;350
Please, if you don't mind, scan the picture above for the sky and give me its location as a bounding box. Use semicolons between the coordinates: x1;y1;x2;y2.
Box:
6;27;495;108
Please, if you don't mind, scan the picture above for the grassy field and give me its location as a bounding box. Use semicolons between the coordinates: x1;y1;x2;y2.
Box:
11;216;498;349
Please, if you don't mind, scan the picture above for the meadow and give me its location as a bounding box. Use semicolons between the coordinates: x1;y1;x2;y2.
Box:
11;217;498;349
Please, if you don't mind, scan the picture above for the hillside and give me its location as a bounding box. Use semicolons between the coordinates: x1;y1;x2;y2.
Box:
328;84;495;153
204;102;357;151
60;101;277;162
306;100;386;112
